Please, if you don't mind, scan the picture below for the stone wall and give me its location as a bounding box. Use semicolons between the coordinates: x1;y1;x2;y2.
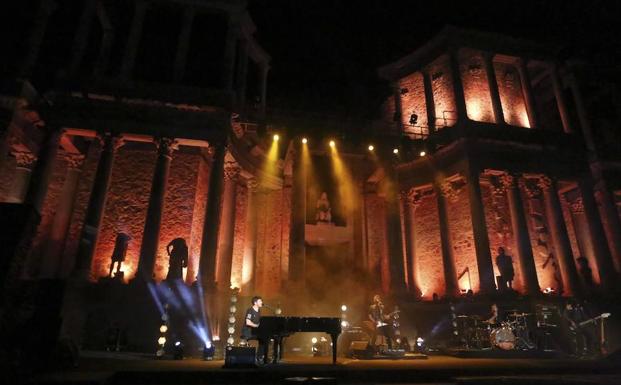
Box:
460;49;495;123
230;183;248;289
412;192;444;297
398;72;429;135
364;192;389;292
429;55;457;128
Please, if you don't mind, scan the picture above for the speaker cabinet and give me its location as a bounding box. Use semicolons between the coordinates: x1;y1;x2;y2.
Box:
224;346;256;368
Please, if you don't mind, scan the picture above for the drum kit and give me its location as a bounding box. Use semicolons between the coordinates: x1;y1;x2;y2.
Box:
457;311;537;351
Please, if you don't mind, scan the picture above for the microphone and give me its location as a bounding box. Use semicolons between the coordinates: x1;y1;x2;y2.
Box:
263;304;282;315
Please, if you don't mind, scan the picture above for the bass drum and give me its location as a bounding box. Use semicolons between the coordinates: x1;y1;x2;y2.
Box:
490;326;515;350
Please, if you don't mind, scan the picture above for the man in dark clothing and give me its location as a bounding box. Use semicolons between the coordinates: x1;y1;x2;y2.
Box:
241;296;267;363
496;247;515;290
562;301;596;357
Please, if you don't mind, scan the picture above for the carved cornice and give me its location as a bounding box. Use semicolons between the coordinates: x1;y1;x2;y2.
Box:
224;161;240;181
12;151;37;169
522;179;542;199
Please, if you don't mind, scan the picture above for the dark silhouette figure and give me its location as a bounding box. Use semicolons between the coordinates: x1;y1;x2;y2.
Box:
166;238;188;281
576;256;594;290
495;247;515;291
109;233;131;277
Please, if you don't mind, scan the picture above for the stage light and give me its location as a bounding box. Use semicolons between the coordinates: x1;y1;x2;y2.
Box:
229;305;237;313
228;316;236;324
393;148;399;154
273;134;279;142
159;325;168;333
213;336;220;342
227;337;235;345
419;151;426;157
368;145;374;152
158;336;166;345
230;295;238;303
341;304;347;312
173;341;184;360
203;342;215;360
302;137;308;144
329;140;335;148
227;326;235;334
341;320;349;328
311;337;318;344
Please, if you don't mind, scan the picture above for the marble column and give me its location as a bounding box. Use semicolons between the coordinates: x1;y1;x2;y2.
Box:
24;127;64;213
578;178;616;289
41;153;85;278
516;58;538;128
435;182;459;296
483;52;505;124
236;39;249;109
465;167;496;293
74;134;123;278
69;0;96;75
392;82;404;131
215;160;240;289
173;7;195;83
6;151;37;203
538;176;581;295
241;178;258;293
289;145;306;283
422;69;436;132
199;143;227;289
120;0;148;80
137;138;177;280
550;65;574;134
402;188;421;295
502;173;540;294
21;0;57;76
222;18;238;90
448;49;468;124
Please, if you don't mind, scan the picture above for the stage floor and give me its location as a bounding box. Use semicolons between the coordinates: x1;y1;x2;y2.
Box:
36;351;621;385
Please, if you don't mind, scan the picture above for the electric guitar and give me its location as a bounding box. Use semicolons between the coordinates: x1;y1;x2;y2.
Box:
569;312;611;331
375;307;401;328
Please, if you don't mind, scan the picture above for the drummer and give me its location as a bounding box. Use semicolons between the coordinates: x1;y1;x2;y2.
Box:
483;303;504;326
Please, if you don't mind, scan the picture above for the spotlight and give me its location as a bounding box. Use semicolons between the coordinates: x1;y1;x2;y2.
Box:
227;326;235;334
173;341;184;360
393;148;399;154
368;145;374;152
227;337;235;345
213;336;220;342
230;295;238;303
341;304;347;312
302;137;308;144
228;316;236;324
159;325;168;333
416;337;425;353
311;337;318;344
203;342;215;360
329;140;335;148
419;151;426;157
229;305;237;313
158;336;166;346
341;320;349;328
273;134;279;142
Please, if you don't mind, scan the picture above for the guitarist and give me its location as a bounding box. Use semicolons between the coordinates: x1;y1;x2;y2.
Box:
368;294;397;351
562;300;595;357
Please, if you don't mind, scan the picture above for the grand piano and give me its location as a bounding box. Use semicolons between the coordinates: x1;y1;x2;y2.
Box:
254;316;341;364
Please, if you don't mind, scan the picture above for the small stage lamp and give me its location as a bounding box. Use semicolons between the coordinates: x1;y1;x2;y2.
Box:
302;137;308;144
203;342;215;360
173;341;184;360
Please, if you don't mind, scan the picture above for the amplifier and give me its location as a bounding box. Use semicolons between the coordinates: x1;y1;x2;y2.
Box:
224;346;256;368
349;340;371;358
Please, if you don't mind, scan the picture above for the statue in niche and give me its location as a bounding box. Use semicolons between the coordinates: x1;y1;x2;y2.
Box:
166;238;188;281
315;192;332;224
109;232;131;278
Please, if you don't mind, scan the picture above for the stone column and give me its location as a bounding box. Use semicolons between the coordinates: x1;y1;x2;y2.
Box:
465;167;496;293
222;18;238;90
516;58;538;128
6;151;37;203
137;137;176;281
41;153;85;278
578;178;616;289
401;188;421;295
199;143;227;289
74;134;123;278
24;127;64;213
120;0;148;80
501;173;540;294
550;65;574;134
435;182;460;296
93;2;115;78
289;145;306;283
538;176;581;295
241;178;258;293
482;52;505;124
69;0;96;75
392;82;404;131
448;49;468;124
385;187;407;293
215;160;240;289
236;39;249;109
422;69;436;132
258;63;270;118
173;7;195;83
21;0;57;76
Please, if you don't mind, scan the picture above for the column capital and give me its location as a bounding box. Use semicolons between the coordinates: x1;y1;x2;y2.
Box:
499;172;517;189
246;177;259;192
224;161;240;181
521;178;542;199
537;175;554;192
569;197;584;214
439;179;464;203
156;137;178;158
63;152;85;170
12;150;37;169
95;132;126;151
402;188;423;208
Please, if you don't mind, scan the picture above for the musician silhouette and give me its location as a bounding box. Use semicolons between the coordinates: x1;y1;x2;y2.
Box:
495;247;515;291
166;238;188;281
109;233;131;278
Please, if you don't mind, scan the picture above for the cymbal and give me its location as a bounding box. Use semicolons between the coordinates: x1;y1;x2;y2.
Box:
456;315;470;318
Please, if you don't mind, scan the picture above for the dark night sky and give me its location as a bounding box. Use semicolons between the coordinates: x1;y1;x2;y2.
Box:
247;0;621;119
